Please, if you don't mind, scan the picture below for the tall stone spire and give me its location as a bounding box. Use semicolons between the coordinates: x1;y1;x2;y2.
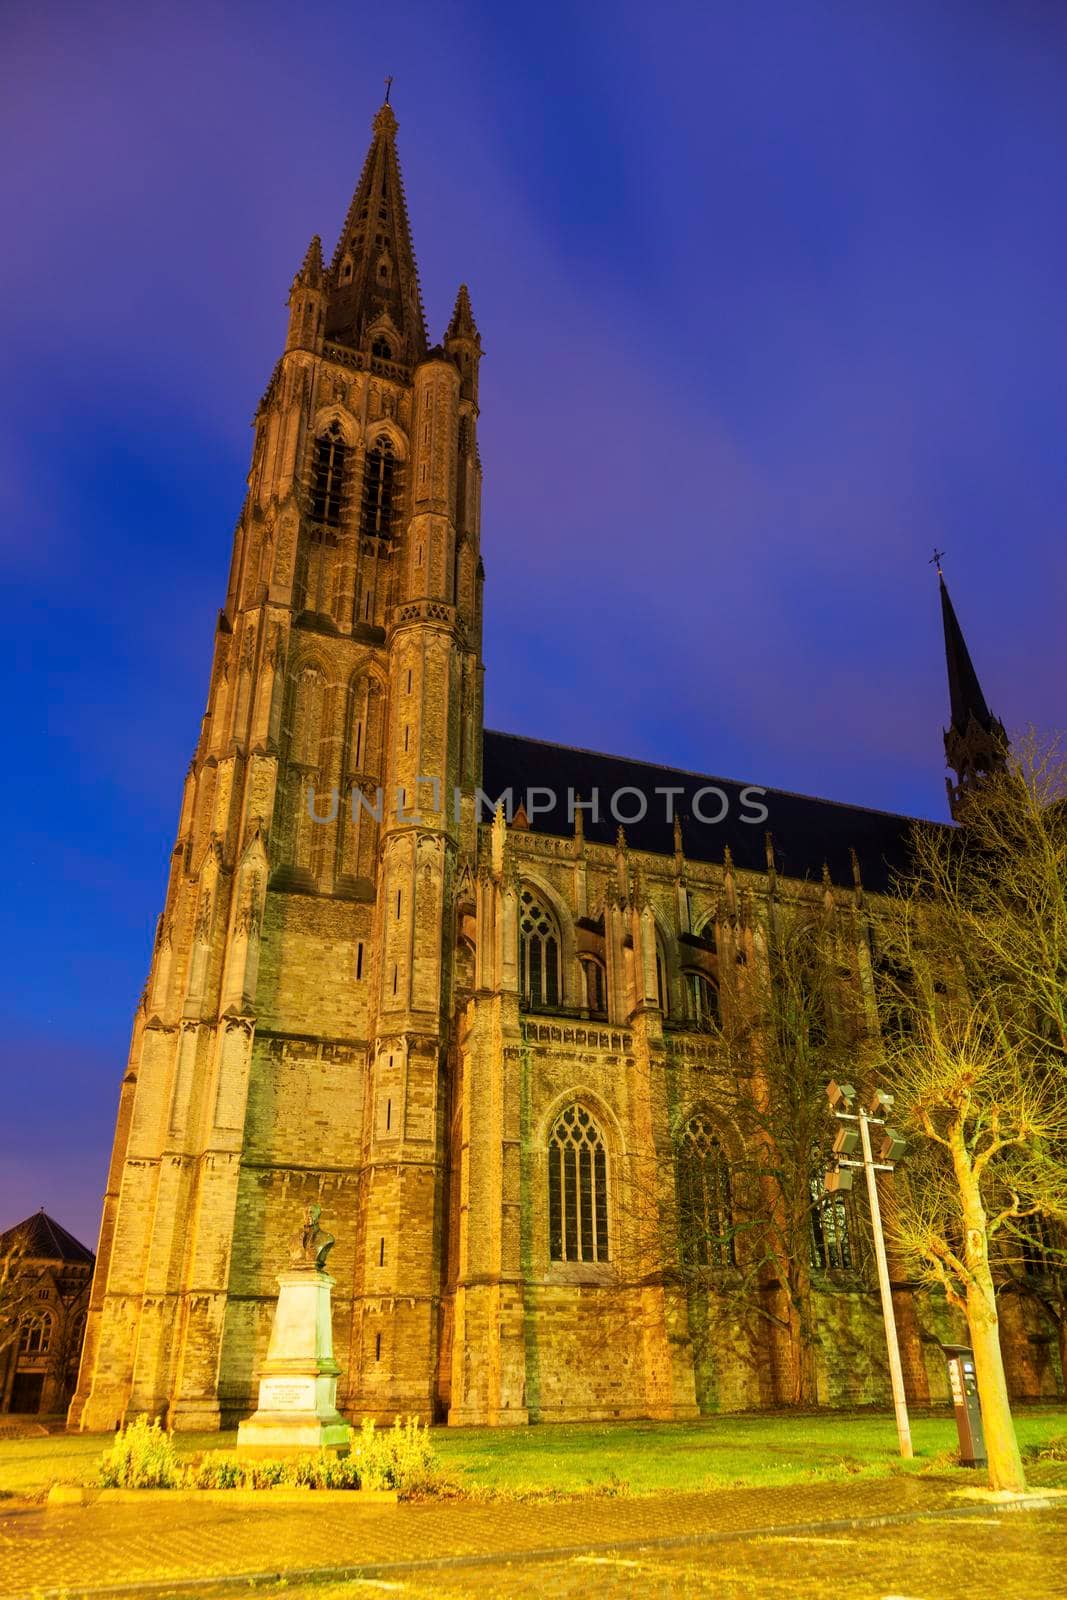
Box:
325;99;428;363
938;566;1007;818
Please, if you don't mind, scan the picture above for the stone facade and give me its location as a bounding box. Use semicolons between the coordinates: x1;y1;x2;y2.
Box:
70;100;1062;1433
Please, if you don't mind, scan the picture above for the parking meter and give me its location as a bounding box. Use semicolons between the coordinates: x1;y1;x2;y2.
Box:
941;1345;986;1468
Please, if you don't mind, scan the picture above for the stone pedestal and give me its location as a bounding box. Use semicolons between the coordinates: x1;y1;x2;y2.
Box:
237;1270;352;1455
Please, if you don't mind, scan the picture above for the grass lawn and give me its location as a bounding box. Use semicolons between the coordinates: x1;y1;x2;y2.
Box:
431;1409;1067;1496
1;1409;1064;1501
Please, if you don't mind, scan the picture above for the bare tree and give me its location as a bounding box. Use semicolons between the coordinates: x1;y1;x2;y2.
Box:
879;733;1067;1492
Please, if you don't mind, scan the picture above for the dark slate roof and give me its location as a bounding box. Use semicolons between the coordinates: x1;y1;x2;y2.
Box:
482;730;943;894
0;1210;94;1265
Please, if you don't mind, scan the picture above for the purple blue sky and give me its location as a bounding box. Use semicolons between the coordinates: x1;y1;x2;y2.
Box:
2;1;1065;1245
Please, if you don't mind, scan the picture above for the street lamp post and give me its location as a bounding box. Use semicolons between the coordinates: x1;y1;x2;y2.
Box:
826;1081;913;1460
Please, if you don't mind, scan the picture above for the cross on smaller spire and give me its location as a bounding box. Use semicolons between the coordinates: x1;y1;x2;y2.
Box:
930;547;945;577
384;75;393;104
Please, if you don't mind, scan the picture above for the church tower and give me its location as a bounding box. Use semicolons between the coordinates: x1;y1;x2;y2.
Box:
70;98;484;1430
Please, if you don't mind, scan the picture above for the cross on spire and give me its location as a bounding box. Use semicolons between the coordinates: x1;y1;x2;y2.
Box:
929;547;945;577
384;75;393;104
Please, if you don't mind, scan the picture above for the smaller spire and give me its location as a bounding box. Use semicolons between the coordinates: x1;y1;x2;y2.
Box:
935;561;1007;818
446;284;481;346
939;569;994;737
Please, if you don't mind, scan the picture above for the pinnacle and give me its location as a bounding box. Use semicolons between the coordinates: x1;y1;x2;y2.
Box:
296;234;325;289
447;282;481;344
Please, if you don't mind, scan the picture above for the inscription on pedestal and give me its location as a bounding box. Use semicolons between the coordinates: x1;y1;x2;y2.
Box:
259;1376;316;1411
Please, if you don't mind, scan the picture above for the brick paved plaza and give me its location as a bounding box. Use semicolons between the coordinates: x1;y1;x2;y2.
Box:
2;1477;1066;1599
1;1419;1066;1599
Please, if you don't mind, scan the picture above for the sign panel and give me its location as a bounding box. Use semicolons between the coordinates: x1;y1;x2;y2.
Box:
259;1376;316;1412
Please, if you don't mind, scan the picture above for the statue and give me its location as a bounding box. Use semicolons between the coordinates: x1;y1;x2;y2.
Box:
238;1201;349;1455
288;1202;335;1271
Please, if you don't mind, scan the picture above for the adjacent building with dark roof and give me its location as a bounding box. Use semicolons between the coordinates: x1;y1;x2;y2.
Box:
1;1211;94;1415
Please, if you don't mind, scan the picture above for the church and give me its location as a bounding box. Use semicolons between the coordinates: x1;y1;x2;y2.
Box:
70;98;1060;1432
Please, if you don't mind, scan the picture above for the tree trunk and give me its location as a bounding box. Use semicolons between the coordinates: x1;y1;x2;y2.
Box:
966;1274;1025;1491
786;1268;819;1407
955;1162;1026;1492
1056;1312;1067;1403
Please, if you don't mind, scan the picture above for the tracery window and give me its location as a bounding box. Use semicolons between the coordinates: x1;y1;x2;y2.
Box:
18;1312;52;1355
684;970;719;1031
520;887;561;1010
874;952;915;1041
809;1171;854;1272
371;335;393;360
310;423;348;526
676;1114;735;1267
548;1104;609;1263
1016;1210;1055;1277
792;968;829;1050
360;434;399;540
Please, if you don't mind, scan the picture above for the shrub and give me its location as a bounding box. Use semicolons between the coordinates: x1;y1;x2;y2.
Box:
98;1416;182;1489
187;1456;241;1490
349;1416;440;1494
97;1414;441;1495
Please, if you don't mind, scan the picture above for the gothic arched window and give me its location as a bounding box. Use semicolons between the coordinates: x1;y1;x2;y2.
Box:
874;950;915;1042
520;887;561;1010
1016;1210;1054;1277
371;335;392;360
677;1114;735;1267
310;423;348;526
361;434;399;540
684;971;719;1032
18;1312;52;1354
809;1166;854;1272
548;1104;609;1263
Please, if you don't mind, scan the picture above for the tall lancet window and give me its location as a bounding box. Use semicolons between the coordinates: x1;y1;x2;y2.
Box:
360;434;399;539
520;886;561;1011
676;1113;735;1268
310;423;348;526
549;1104;609;1263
